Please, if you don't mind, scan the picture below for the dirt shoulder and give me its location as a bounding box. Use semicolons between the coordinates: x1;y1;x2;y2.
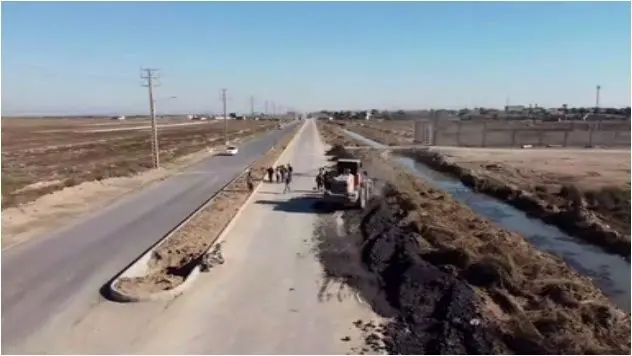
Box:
316;123;630;354
1;128;275;251
114;124;301;298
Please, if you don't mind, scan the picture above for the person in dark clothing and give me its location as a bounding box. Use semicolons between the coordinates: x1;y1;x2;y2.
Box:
315;173;323;191
280;166;287;183
323;171;332;191
266;167;274;182
246;170;254;192
286;163;293;175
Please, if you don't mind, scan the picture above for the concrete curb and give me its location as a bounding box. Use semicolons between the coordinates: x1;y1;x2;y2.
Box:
107;121;306;302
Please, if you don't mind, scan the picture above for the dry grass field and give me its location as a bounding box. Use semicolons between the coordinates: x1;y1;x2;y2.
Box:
1;117;279;208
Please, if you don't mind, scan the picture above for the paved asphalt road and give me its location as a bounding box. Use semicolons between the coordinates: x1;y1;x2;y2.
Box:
5;119;380;354
1;122;299;353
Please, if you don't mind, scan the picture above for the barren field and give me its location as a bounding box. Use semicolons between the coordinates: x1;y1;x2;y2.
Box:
2;118;281;208
317;122;630;354
115;124;301;297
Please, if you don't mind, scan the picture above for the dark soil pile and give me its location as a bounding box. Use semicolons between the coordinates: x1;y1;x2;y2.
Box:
314;183;630;354
314;192;510;354
400;149;631;258
325;144;355;161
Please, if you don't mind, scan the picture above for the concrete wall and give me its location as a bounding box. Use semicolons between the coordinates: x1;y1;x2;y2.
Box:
414;120;631;148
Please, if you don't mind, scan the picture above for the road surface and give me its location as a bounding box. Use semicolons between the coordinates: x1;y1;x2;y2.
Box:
1;123;298;353
3;119;380;354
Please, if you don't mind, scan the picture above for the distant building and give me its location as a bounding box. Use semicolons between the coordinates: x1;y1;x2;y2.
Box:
505;105;526;113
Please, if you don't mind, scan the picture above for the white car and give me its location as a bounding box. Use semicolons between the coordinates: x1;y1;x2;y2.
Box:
225;146;239;155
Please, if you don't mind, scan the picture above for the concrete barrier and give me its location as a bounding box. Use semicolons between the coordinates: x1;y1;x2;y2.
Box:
415;120;631;148
108;121;307;302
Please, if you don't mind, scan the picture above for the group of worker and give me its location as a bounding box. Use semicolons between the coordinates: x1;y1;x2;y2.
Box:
266;164;293;193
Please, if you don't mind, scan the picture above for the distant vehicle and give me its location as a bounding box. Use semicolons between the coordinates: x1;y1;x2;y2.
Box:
225;146;239;156
111;115;126;120
277;124;283;129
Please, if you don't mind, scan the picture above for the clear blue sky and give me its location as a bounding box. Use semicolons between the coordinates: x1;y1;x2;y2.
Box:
1;1;630;115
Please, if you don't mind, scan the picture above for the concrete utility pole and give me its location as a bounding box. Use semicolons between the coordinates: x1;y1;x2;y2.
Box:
264;100;269;116
221;88;228;144
250;96;255;118
141;68;161;168
595;85;601;112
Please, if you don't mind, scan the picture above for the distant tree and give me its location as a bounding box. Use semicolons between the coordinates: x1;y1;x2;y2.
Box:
370;109;379;116
229;112;237;119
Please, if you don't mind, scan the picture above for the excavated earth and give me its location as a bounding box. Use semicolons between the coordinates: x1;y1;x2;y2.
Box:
314;126;630;354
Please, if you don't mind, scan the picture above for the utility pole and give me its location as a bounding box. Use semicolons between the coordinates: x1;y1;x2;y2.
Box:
264;100;269;116
595;85;601;113
250;96;255;118
141;68;160;168
221;88;228;144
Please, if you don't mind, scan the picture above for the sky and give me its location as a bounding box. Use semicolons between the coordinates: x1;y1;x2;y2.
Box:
1;1;630;116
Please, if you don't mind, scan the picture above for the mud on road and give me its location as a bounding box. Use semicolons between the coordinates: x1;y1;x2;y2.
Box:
313;129;630;354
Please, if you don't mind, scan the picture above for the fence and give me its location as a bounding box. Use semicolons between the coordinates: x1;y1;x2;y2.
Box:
414;119;631;148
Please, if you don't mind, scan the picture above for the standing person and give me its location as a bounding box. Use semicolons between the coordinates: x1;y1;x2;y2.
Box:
315;170;323;191
246;170;254;192
275;166;281;183
286;163;293;176
283;167;293;193
266;167;274;183
280;165;287;184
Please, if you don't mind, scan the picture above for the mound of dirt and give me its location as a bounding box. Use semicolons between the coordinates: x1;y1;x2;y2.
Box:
315;182;630;354
399;149;630;258
325;144;355;160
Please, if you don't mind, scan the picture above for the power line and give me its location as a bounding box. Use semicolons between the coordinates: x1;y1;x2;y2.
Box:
221;88;228;144
141;68;161;168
